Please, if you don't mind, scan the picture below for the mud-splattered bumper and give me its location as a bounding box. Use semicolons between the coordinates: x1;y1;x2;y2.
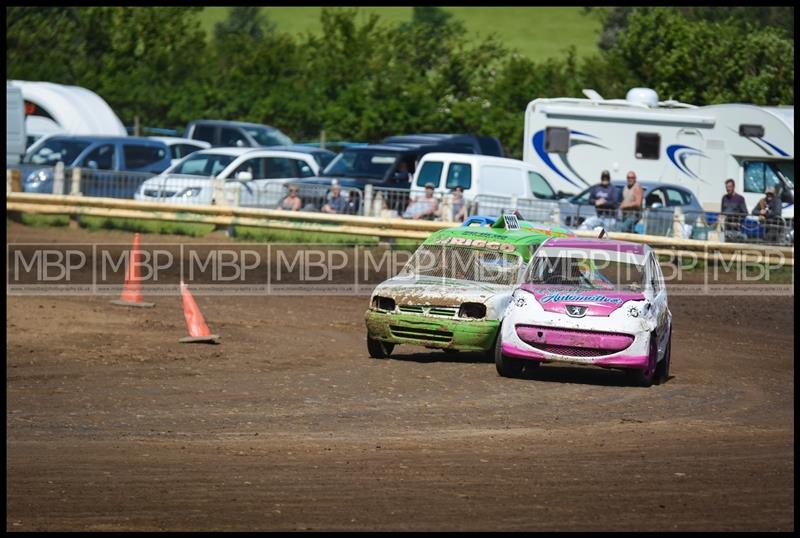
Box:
365;310;499;352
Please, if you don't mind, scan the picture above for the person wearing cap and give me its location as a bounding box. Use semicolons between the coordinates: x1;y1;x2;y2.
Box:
402;182;440;220
752;185;783;242
587;170;619;219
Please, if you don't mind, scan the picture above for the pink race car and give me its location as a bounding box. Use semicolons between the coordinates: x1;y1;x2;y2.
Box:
497;237;672;387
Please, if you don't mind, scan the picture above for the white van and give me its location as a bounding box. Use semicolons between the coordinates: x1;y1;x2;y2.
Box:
410;152;574;202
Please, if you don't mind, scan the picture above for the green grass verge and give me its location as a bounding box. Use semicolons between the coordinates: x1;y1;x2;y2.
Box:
11;213;423;248
197;7;600;61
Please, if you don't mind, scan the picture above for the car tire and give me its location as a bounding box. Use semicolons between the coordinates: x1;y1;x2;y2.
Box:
655;327;672;385
367;336;394;359
626;333;658;387
494;331;525;378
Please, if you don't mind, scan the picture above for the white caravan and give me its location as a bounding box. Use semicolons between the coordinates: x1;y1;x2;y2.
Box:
7;80;127;148
523;88;794;219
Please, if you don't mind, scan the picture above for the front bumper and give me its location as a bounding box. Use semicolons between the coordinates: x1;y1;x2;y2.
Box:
500;320;651;370
365;310;499;352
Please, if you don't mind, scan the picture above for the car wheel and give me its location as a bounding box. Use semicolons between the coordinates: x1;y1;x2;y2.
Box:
626;334;657;387
494;331;525;378
655;327;672;385
367;336;394;359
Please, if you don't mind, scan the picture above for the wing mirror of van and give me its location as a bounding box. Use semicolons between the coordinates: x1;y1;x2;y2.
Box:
87;160;99;170
555;190;573;200
235;170;253;181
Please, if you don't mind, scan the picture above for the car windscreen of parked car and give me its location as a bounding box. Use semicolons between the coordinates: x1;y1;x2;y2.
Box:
24;139;91;165
322;149;398;179
244;126;293;147
171;153;237;177
524;248;645;291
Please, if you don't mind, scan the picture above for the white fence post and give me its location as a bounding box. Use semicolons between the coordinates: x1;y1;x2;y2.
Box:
227;182;241;208
6;169;12;194
672;206;684;239
212;177;226;206
363;184;374;217
441;193;453;222
550;203;561;226
53;162;65;195
70;167;82;196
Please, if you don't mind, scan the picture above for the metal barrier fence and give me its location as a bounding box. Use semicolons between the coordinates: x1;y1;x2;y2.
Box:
7;166;794;246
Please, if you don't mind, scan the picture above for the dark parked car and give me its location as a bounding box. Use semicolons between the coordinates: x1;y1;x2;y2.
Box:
381;133;504;157
20;135;171;198
558;180;707;236
289;140;490;211
186;119;293;148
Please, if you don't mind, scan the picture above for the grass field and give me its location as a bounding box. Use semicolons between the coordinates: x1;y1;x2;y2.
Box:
197;7;601;61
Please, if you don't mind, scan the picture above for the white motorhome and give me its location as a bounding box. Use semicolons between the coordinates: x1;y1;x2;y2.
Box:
523;88;794;219
7;80;127;148
6;84;26;166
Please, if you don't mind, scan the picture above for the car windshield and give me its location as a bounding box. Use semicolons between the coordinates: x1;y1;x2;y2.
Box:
24;139;91;165
399;244;523;287
322;149;399;179
170;153;236;177
314;151;336;169
524;248;645;291
245;127;293;147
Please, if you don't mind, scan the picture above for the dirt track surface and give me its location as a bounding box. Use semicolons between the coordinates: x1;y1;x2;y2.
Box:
6;224;795;531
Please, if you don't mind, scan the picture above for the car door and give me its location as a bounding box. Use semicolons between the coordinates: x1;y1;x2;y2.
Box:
79;143;117;197
228;157;265;206
643;187;672;236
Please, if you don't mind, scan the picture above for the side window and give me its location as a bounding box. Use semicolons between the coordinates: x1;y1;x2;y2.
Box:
665;188;689;207
123;145;167;169
232;158;263;179
544;127;570;153
264;157;295;179
415;161;444;187
527;171;556;199
84;144;115;170
295;159;315;178
446;162;472;190
649;256;661;294
192;125;215;144
174;144;205;160
743;161;782;195
644;188;667;208
636;132;660;159
221;127;248;147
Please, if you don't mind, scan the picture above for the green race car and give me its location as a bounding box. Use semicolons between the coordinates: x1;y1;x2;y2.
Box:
365;215;574;358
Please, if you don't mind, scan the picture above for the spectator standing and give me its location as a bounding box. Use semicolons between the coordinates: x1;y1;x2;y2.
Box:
451;186;467;222
279;185;302;211
752;186;783;242
403;182;439;220
321;183;347;214
588;170;618;219
720;178;748;234
619;171;643;233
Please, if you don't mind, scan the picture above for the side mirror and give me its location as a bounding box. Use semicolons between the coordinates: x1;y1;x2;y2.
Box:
235;170;253;181
87;160;99;170
650;202;663;209
235;140;246;148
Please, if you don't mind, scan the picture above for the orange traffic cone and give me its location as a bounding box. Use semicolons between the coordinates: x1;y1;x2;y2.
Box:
179;280;220;344
111;233;154;308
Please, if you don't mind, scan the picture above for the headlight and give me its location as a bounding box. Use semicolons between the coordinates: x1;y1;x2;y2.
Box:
26;169;52;183
372;296;396;311
178;187;202;198
459;302;486;319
